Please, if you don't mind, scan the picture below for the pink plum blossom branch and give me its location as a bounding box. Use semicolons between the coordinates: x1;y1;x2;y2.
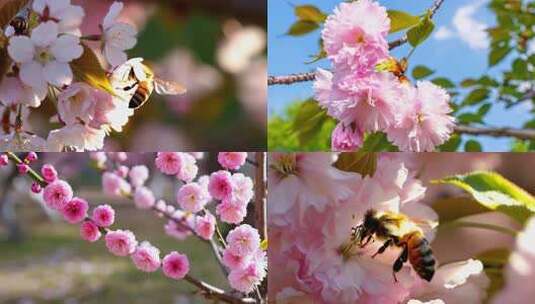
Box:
454;125;535;140
3;153;258;304
267;0;446;86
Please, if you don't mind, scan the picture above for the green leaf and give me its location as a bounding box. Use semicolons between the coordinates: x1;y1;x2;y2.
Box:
387;10;420;33
457;113;483;124
70;43;115;95
477;248;509;299
433;171;535;224
438;134;461;151
287;20;319;36
294;5;326;23
407;15;435;47
412;65;434;79
291;100;328;145
0;0;30;30
362;132;398;152
489;45;512;67
460;78;478;88
431;77;455;89
334;152;377;178
463;88;489;105
464;139;482;152
477;103;492;116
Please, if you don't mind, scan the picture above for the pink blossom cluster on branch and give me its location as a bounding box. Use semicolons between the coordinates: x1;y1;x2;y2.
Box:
0;151;266;302
313;0;455;152
268;153;489;303
0;1;161;151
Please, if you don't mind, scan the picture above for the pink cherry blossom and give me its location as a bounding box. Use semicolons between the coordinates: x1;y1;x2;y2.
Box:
43;180;73;210
194;212;216;240
216;197;248;224
218;152;248;170
102;171;131;197
17;164;29;174
80;220;101;242
322;0;389;75
208;170;234;200
223;248;252;270
155;152;183;175
31;182;42;193
0;154;8;166
92;204;115;227
116;165;129;178
131;241;161;272
226;224;261;257
128;165;149;188
134;186;155;209
176;182;209;213
331;121;364;151
105;229;138;256
228;263;264;293
162;251;190;280
177;153;198;182
41;164;58;182
62;197;89;224
387;81;455;152
231;173;254;204
25;152;38;162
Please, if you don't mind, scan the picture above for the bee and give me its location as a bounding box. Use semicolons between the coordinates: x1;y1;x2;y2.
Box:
375;57;409;83
10;16;28;36
352;209;436;282
112;58;187;110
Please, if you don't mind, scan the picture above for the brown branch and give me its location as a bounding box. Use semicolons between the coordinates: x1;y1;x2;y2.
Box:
267;0;446;86
455;125;535;140
253;152;267;241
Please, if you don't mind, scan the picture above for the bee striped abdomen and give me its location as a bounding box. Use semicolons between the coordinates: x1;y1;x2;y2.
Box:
407;234;435;282
129;83;151;109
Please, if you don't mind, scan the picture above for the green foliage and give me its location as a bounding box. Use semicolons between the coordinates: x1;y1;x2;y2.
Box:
477;248;510;300
334;152;377;177
287;21;319;36
433;171;535;224
291;99;330;145
462;88;490;106
387;10;420;33
407;13;435;47
286;4;326;37
411;65;434;80
464;139;483;152
438;134;462;151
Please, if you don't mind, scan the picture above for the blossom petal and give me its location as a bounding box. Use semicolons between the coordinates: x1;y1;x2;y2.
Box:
57;5;85;34
8;36;35;63
31;21;59;47
50;35;83;62
32;0;46;14
103;1;124;30
104;45;127;67
20;62;46;89
43;61;73;87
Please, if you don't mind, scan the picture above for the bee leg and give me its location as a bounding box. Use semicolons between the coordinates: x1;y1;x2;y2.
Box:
372;239;393;258
360;235;374;248
392;244;409;283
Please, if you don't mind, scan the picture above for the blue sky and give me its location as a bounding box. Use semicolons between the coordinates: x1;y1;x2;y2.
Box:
268;0;532;151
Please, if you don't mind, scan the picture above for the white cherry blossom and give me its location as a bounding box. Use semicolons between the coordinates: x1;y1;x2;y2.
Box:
47;124;106;151
102;2;138;67
0;75;47;107
7;21;83;90
32;0;85;35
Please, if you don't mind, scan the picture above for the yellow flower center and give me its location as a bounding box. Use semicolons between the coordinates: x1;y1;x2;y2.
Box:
270;154;298;177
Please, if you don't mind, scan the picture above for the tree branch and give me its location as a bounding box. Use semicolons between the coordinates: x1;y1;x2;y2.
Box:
267;0;446;86
253;152;267;241
455;125;535;140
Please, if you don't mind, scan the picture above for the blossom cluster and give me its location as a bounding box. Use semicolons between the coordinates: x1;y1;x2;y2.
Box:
268;153;489;303
95;151;266;293
0;0;142;151
314;0;455;152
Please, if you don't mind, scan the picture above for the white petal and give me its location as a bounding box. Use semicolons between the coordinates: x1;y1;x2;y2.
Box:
47;0;70;15
8;36;35;63
103;1;124;30
43;61;73;86
56;5;85;33
32;0;46;14
51;35;83;62
4;26;15;37
104;45;127;67
31;21;59;47
20;62;47;89
22;83;47;108
0;77;23;106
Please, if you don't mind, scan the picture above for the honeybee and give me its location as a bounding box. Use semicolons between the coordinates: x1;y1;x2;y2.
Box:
352;209;436;282
112;58;187;110
375;57;409;83
9;16;28;35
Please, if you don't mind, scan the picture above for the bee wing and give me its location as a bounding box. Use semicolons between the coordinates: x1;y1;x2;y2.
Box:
411;218;439;230
154;78;187;95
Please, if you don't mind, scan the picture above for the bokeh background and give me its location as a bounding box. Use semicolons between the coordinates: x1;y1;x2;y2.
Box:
0;152;257;303
66;0;266;151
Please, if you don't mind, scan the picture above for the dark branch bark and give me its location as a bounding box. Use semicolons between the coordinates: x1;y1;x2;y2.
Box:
184;275;257;303
455;125;535;140
267;0;446;86
254;152;267;241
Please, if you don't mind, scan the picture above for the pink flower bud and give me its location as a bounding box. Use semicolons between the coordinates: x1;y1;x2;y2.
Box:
218;152;248;170
92;204;115;227
105;229;138;256
17;164;29;174
31;182;42;194
116;165;129;178
25;152;38;162
43;180;73;210
80;220;101;242
131;241;161;272
62;197;89;224
0;154;8;166
155;152;183;175
134;187;155;209
162;251;189;280
194;212;216;240
41;164;58;182
208;170;233;201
